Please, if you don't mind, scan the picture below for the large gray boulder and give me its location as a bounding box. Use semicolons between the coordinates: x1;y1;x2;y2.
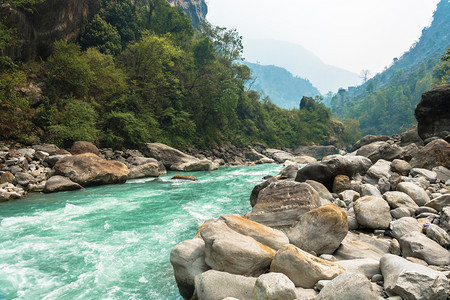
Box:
351;135;390;152
265;149;295;163
334;232;390;261
287;204;348;255
335;258;380;279
366;159;392;181
423;223;450;247
128;162;159;179
141;143;216;171
396;182;430;206
53;153;129;187
305;180;333;201
44;175;83;193
356;141;404;163
383;191;419;210
354;196;391;229
170;238;210;299
399;231;450;266
381;254;449;300
389;217;422;240
200;220;275;276
409;139;450;169
424;194;450;211
219;214;289;251
415;84;450;141
295;155;371;190
245;181;321;229
253;273;297;300
249;177;277;207
391;159;412;176
315;273;378;300
270;244;345;288
194;270;257;300
13;172;35;187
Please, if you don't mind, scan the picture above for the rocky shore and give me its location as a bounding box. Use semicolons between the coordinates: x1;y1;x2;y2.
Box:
171;130;450;300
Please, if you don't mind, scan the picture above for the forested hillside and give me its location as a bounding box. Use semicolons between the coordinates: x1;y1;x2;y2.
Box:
331;0;449;136
0;0;358;149
242;62;320;109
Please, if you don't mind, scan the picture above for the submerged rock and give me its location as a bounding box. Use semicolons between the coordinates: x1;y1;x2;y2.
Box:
171;174;198;181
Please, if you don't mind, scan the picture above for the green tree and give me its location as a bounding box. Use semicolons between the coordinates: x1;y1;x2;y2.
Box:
80;14;122;56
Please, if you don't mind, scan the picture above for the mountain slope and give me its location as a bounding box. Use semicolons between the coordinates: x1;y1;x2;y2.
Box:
243;38;361;93
243;61;320;109
331;0;450;136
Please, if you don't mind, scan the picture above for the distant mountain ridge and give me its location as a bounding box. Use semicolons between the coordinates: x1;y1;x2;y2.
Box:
243;38;361;93
243;61;320;109
330;0;450;136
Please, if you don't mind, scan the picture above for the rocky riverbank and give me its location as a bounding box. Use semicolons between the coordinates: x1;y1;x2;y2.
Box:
170;125;450;299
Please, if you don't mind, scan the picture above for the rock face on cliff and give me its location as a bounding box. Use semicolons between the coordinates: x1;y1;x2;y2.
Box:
0;0;99;61
415;84;450;141
167;0;207;27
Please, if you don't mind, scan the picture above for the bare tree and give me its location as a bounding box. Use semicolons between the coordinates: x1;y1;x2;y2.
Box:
360;69;371;83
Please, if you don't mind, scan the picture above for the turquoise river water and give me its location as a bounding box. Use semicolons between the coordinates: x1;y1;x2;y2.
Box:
0;164;282;300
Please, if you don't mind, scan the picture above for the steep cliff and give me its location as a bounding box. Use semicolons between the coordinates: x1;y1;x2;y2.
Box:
166;0;207;27
0;0;99;61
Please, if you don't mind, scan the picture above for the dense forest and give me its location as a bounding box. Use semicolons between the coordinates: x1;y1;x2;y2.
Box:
242;62;320;109
0;0;360;150
331;0;450;136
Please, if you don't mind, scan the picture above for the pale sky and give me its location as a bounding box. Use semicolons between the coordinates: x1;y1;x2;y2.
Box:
206;0;440;75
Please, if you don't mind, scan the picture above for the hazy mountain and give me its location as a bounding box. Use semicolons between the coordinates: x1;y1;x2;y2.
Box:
243;38;361;93
330;0;449;136
243;62;320;109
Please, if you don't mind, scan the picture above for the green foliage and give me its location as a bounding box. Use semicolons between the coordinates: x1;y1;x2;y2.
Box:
201;22;243;63
45;41;94;98
433;48;450;85
80;14;122;56
47;98;99;148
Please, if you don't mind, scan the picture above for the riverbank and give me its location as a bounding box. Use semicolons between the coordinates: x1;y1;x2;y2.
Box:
171;128;450;299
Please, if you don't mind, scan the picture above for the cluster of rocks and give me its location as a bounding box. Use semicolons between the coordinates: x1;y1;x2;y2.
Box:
171;129;450;299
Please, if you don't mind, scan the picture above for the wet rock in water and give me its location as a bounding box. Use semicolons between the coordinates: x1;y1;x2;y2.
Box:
194;270;257;300
70;141;100;156
396;182;430;206
315;273;378;300
288;204;348;255
128;162;160;179
246;181;321;229
253;272;297;300
44;175;83;193
270;244;345;288
171;238;210;299
54;153;129;187
200;220;275;276
381;254;449;300
171;174;198;181
398;231;450;266
354;196;392;229
219;215;289;251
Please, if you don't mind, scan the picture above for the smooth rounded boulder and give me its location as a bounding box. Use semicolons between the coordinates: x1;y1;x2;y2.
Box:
287;204;348;255
128;162;159;179
54;153;129;186
44;175;83;193
383;191;418;210
315;273;378;300
398;231;450;266
354;196;391;229
252;272;297;300
396;182;430;206
409;139;450;169
200;220;275;276
70;141;100;156
170;238;210;299
270;244;345;288
245;181;321;229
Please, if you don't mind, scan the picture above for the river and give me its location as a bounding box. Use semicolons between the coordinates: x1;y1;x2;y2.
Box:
0;164;282;299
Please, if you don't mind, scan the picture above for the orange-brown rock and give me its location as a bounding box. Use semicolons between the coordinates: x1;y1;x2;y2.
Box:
287;204;348;255
70;141;100;156
54;153;129;187
171;174;198;181
270;244;345;288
